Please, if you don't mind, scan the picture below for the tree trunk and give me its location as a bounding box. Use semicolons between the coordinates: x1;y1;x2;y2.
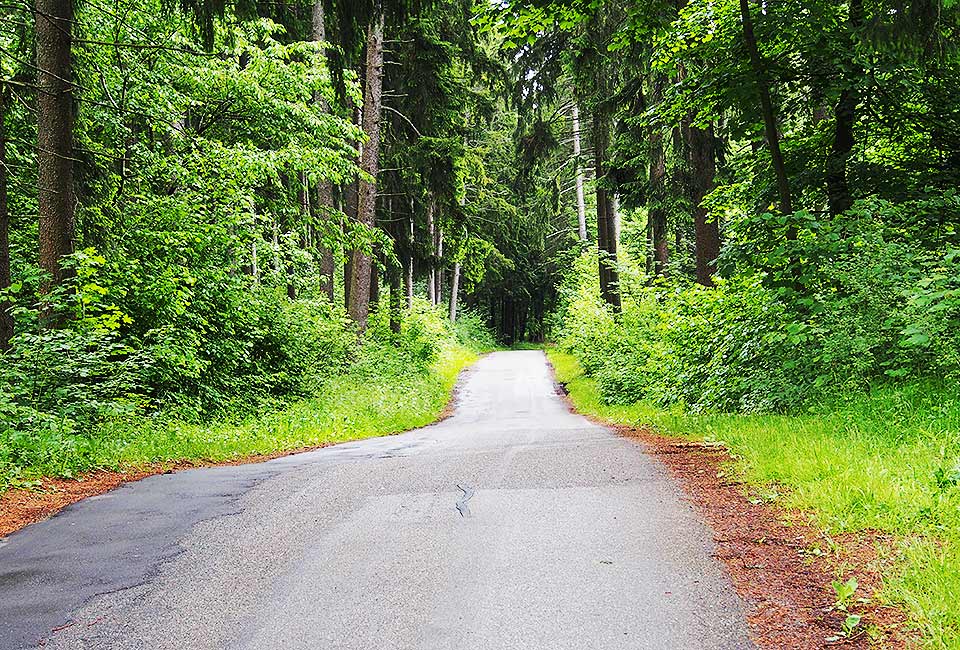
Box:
343;179;358;309
435;226;444;305
347;10;384;330
36;0;76;293
389;261;401;334
593;110;621;311
825;0;863;217
311;0;336;301
688;124;720;286
426;195;436;304
649;76;669;276
369;259;379;307
571;103;588;242
0;96;12;349
449;262;460;323
739;0;792;215
405;214;414;308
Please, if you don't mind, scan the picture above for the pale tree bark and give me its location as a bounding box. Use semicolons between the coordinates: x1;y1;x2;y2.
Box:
426;195;436;305
347;9;385;330
449;262;460;323
435;226;443;305
311;0;336;301
0;93;12;349
36;0;76;293
571;103;588;242
405;213;414;308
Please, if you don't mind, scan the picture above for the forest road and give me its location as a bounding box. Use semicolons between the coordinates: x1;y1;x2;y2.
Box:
0;350;753;650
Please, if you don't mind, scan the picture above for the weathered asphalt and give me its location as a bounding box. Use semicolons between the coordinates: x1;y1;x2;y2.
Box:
0;350;754;649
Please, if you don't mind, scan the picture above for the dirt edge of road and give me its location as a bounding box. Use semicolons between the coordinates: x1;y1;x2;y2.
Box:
550;375;915;650
0;362;481;540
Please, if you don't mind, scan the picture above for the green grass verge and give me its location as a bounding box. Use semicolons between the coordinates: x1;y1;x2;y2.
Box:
547;349;960;649
3;343;477;489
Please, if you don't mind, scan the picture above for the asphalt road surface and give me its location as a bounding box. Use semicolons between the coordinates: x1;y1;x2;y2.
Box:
1;350;754;649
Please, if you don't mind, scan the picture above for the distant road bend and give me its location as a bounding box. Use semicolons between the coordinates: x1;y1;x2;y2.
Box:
0;350;753;649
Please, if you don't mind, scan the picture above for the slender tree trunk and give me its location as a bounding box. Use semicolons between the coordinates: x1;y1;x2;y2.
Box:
688;124;720;286
739;0;792;215
426;195;436;304
36;0;76;293
405;214;414;308
825;0;863;217
649;76;669;276
343;179;358;309
435;226;443;305
311;0;336;301
347;10;384;330
571;103;588;242
449;261;460;323
0;96;12;349
389;261;401;334
593;110;621;311
369;260;379;307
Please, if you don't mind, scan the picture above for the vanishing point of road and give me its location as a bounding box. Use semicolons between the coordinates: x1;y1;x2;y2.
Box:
1;350;753;649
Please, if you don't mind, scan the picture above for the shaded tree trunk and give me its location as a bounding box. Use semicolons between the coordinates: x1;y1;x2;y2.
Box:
343;179;358;309
0;95;12;349
688;124;720;286
593;110;621;311
36;0;76;293
405;214;414;309
347;9;385;330
571;103;588;242
649;76;669;276
739;0;793;215
825;0;864;217
426;195;436;304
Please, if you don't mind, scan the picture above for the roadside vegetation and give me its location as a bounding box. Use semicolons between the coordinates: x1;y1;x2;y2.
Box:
1;300;493;490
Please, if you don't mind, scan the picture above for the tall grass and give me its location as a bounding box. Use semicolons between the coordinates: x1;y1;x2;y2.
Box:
548;349;960;648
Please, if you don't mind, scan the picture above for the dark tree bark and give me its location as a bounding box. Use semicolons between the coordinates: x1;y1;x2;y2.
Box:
593;110;621;311
739;0;793;215
571;103;588;242
825;0;864;217
343;179;358;309
648;75;669;277
0;94;12;349
311;0;336;301
405;213;414;309
36;0;76;292
688;124;720;286
347;8;385;330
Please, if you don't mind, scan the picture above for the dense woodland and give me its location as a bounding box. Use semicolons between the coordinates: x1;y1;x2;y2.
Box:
3;0;960;642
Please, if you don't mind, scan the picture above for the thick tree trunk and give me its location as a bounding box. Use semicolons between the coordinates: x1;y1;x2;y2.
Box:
347;11;384;330
593;110;621;311
343;179;358;309
688;124;720;286
739;0;792;215
571;103;588;242
0;97;12;349
449;262;460;323
649;76;669;276
311;0;336;301
825;0;863;217
36;0;76;292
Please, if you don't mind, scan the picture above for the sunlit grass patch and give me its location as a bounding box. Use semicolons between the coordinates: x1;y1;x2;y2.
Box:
548;348;960;649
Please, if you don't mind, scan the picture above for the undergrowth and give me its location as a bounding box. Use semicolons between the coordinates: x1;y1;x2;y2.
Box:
548;349;960;648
